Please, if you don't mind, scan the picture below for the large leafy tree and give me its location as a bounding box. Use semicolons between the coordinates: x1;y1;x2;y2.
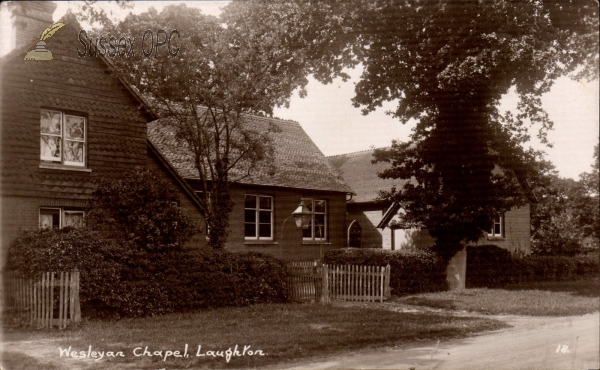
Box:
230;0;598;257
359;0;599;257
74;1;598;254
531;144;599;256
83;3;358;249
531;173;598;256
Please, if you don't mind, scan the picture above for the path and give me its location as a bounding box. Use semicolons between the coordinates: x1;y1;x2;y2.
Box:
2;309;598;370
278;313;600;370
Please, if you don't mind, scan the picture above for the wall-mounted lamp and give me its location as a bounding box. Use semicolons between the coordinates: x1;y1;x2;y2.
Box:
291;199;312;229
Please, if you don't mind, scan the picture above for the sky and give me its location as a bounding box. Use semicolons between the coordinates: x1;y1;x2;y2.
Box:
1;1;597;180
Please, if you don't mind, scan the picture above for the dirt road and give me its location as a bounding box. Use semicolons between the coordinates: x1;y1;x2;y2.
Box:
280;313;600;370
2;311;598;370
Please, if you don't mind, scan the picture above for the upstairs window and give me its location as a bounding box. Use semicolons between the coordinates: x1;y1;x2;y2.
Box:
41;109;86;167
244;195;273;240
302;198;327;241
39;208;84;229
489;215;503;237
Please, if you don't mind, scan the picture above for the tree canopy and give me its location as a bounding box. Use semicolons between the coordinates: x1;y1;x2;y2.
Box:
531;145;599;256
87;3;359;248
74;1;598;253
226;0;597;255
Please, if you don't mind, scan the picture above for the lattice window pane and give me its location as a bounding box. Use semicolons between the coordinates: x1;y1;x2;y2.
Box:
64;211;84;228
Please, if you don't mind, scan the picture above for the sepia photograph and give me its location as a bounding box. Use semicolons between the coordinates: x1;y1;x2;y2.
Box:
0;1;598;369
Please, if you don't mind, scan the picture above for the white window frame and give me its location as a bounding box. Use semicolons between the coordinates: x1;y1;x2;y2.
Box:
39;208;85;229
40;109;87;167
489;215;503;238
244;194;274;240
302;198;327;241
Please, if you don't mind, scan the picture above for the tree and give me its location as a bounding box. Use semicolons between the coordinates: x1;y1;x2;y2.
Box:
359;0;599;257
578;143;599;245
224;0;597;258
94;3;358;249
531;174;597;256
86;168;196;251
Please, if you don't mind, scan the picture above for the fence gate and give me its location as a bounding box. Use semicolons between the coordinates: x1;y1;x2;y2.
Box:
286;262;390;303
326;264;391;302
3;270;81;329
286;261;323;303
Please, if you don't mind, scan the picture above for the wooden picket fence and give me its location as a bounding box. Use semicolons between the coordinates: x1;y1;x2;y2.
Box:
327;264;391;302
286;262;391;304
2;270;81;329
286;261;323;302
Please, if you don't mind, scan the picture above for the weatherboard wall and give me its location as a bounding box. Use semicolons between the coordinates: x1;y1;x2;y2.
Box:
213;184;347;261
2;24;152;261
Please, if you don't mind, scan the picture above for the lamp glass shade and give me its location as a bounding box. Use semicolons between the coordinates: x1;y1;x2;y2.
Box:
292;201;312;229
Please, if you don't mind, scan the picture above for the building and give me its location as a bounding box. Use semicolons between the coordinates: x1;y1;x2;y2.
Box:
0;16;207;262
148;116;353;261
329;149;532;253
0;4;352;263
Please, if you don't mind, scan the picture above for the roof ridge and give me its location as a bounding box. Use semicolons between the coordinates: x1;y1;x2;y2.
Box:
327;146;390;158
241;112;301;126
146;102;303;127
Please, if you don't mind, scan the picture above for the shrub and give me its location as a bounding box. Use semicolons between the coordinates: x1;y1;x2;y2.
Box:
225;252;289;305
324;248;447;296
510;255;597;284
6;228;288;318
6;228;124;315
574;253;600;276
466;245;599;288
466;245;513;288
86;167;197;251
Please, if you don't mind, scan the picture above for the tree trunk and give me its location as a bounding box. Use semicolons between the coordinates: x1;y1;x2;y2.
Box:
207;175;234;249
446;246;467;291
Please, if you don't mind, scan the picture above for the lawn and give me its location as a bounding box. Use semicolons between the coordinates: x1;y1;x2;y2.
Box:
1;303;506;369
398;278;600;316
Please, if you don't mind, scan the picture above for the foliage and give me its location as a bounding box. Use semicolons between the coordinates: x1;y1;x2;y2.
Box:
72;1;599;254
92;3;359;249
324;248;447;295
579;143;600;243
228;0;598;256
363;0;599;257
531;146;600;256
73;0;133;30
93;248;289;318
5;228;123;315
86;167;196;251
466;245;599;288
6;228;288;318
531;174;599;256
510;254;599;284
466;245;517;288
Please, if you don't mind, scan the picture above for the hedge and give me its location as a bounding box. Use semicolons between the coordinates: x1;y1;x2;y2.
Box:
465;245;513;288
323;248;447;296
466;245;599;288
6;228;288;318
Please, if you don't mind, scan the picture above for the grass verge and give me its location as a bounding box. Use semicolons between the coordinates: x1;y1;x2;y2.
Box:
2;303;506;369
398;278;599;316
0;351;65;370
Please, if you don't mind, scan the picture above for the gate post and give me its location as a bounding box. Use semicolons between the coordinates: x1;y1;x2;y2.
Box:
320;264;329;304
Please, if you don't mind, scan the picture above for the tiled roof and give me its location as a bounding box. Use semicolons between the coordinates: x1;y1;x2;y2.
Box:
328;149;404;203
148;113;353;193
